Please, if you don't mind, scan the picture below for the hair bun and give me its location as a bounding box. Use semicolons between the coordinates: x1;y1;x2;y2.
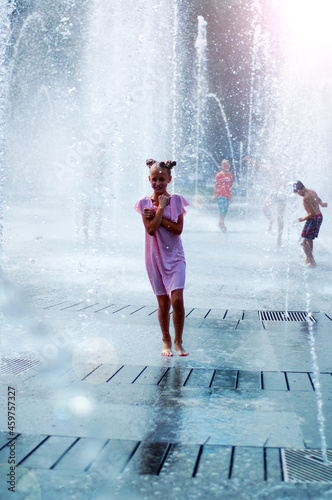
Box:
146;159;176;170
164;160;176;169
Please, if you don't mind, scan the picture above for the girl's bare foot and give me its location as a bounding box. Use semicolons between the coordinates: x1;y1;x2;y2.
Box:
161;342;173;356
174;342;189;357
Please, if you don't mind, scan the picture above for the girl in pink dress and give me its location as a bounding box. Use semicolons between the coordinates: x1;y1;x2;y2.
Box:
134;159;189;357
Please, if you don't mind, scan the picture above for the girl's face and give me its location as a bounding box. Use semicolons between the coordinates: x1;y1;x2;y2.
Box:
149;166;171;195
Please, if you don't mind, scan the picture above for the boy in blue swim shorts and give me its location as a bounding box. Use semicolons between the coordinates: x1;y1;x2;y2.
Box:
293;180;328;268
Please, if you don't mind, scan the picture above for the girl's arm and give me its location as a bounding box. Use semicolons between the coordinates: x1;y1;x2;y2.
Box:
142;194;170;235
143;212;184;236
142;206;165;236
160;214;183;235
142;195;184;235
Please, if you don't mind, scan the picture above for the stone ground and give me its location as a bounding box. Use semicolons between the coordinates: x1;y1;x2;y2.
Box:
0;197;332;499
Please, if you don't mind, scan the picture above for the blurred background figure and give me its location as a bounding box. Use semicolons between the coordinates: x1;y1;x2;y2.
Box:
211;159;233;232
244;156;288;248
80;143;107;243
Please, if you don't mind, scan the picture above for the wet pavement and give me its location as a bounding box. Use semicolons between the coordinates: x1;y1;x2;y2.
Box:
0;200;332;498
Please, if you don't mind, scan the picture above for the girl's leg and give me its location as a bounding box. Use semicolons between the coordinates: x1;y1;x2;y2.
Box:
157;294;172;356
171;289;189;356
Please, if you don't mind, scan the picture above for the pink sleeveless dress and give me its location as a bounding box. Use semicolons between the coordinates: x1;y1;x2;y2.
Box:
134;194;189;295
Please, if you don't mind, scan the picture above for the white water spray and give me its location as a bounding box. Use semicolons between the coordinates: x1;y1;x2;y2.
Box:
194;15;208;194
0;2;14;258
207;93;235;167
303;269;328;463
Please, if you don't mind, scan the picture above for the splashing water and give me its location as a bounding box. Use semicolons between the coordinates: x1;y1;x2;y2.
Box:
0;3;13;257
207;93;235;167
194;16;208;194
303;261;328;463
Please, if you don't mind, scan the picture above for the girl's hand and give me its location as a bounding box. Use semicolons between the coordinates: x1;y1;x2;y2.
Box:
143;207;155;220
158;194;169;208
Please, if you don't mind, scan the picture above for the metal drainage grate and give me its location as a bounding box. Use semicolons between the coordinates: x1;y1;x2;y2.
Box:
282;449;332;482
259;310;316;322
0;358;41;376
